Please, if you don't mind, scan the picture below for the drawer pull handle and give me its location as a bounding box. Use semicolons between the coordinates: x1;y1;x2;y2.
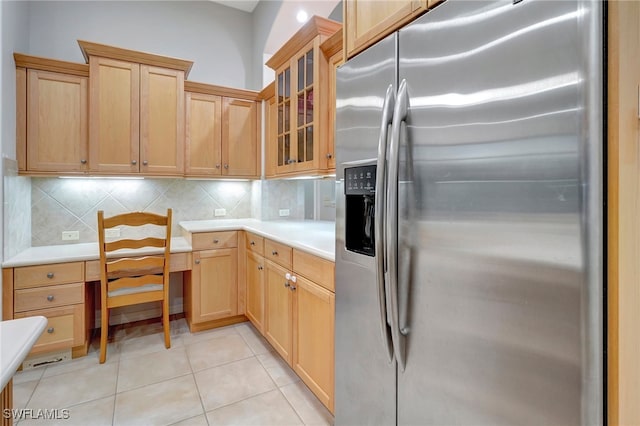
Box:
132;160;137;165
250;241;255;246
272;251;278;256
213;239;220;244
224;164;229;169
47;327;54;334
46;272;54;279
195;259;201;265
47;295;54;302
80;159;87;164
143;160;148;166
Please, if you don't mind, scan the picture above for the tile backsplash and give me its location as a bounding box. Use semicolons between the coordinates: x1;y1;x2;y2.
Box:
26;177;309;247
3;158;31;258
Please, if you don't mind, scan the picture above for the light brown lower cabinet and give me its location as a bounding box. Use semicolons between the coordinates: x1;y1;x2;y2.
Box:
245;251;265;334
189;248;238;324
262;245;335;413
264;260;294;364
292;274;335;412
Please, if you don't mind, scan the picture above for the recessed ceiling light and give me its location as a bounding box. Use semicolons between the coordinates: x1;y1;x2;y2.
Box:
296;10;309;23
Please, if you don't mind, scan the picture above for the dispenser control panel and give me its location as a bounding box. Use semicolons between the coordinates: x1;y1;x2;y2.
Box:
345;165;376;195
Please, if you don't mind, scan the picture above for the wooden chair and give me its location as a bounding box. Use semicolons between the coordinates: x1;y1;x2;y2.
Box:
97;209;172;364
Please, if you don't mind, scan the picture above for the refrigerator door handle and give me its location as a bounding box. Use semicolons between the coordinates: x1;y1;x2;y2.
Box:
375;84;396;363
386;79;409;371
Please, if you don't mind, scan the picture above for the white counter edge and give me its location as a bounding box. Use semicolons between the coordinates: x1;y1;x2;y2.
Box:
0;316;47;390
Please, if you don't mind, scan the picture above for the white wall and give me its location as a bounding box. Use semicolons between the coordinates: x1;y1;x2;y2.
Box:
26;1;254;88
1;0;31;321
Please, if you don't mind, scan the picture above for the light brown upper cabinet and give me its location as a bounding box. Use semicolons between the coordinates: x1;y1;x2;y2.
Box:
259;82;277;178
266;16;341;178
184;82;260;178
320;29;343;172
79;40;191;176
344;0;433;59
14;54;90;174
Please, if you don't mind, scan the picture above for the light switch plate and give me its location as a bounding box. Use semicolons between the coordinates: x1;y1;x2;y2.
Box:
279;209;290;217
62;231;79;241
215;208;226;217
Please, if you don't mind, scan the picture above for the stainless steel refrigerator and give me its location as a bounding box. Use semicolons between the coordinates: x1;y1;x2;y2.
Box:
334;0;604;424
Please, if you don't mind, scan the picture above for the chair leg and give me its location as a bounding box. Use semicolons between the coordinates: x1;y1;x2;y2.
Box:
163;298;171;349
100;307;108;364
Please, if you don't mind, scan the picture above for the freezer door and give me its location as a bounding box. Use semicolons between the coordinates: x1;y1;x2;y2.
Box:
396;0;602;425
335;34;397;425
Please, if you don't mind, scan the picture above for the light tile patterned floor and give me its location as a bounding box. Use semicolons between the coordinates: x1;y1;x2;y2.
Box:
12;319;334;426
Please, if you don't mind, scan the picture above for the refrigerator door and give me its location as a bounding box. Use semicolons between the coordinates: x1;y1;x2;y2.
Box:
396;0;602;424
335;34;397;425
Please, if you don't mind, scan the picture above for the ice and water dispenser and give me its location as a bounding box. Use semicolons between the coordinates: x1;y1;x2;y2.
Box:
344;165;377;257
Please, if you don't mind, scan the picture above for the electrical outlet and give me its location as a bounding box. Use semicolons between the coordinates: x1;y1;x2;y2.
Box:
279;209;290;217
61;231;79;241
214;208;226;217
105;228;121;238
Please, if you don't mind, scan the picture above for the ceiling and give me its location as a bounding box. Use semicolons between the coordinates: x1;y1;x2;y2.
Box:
210;0;261;13
209;0;341;54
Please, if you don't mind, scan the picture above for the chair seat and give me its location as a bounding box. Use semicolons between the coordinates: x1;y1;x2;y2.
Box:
108;283;163;298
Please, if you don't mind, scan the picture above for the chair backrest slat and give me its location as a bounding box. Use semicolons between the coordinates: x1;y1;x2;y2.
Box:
108;274;164;292
106;256;164;275
105;237;166;252
102;211;168;228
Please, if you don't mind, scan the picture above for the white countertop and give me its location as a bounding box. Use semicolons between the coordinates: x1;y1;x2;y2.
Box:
180;219;336;261
2;237;192;268
0;316;47;389
2;220;336;268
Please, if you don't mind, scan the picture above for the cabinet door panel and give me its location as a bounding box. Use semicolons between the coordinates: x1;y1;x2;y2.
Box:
293;275;335;411
265;260;293;364
141;65;185;175
27;70;88;172
192;249;238;323
185;92;222;176
346;0;425;58
89;57;139;173
222;98;257;177
246;252;265;334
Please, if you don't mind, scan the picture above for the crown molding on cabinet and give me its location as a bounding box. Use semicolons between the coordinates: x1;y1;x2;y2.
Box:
13;53;89;77
78;40;194;77
320;28;343;59
266;15;341;70
184;81;259;101
258;81;275;100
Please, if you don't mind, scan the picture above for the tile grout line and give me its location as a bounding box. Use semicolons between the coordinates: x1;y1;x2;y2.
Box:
184;333;211;426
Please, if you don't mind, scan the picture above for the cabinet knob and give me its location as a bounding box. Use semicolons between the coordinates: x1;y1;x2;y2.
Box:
213;239;220;244
289;284;296;291
216;164;221;169
80;159;87;164
195;259;201;265
46;272;54;279
286;159;296;164
326;153;333;159
272;251;278;256
224;164;229;169
250;241;255;246
47;295;54;302
131;160;137;165
284;282;290;288
143;160;148;166
47;327;54;334
258;265;263;270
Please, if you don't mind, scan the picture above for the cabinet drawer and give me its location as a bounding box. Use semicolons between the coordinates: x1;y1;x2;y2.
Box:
15;282;84;313
192;231;237;251
264;239;292;269
246;232;264;255
14;304;84;354
293;250;335;292
14;262;84;289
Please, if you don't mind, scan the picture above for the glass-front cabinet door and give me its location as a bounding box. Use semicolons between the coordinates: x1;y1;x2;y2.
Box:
276;64;293;173
275;39;322;175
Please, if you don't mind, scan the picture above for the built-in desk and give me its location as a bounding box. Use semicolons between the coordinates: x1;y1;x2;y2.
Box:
2;220;334;360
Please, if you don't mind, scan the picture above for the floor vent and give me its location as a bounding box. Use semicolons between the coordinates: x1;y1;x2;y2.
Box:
22;350;71;370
